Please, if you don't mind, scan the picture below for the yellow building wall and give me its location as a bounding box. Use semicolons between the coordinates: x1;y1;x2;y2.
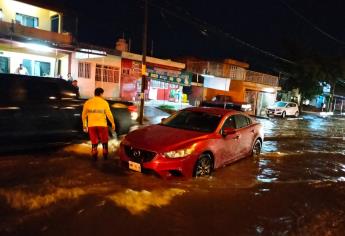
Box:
0;0;60;32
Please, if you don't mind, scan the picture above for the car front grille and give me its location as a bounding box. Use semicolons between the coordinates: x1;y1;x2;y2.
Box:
124;145;156;163
268;109;275;112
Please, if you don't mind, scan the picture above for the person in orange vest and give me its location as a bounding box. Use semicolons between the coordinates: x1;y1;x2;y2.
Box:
82;88;115;161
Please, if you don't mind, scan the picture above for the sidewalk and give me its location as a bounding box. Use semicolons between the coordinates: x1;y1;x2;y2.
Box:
143;106;170;125
144;99;191;110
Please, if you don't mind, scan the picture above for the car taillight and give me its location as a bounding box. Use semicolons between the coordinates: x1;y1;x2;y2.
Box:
127;105;137;112
128;105;138;121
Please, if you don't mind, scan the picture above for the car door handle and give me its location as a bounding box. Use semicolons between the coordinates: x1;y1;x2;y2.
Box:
251;130;255;133
234;135;240;140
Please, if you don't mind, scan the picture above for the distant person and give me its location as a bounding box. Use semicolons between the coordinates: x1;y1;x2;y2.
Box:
82;88;115;161
67;73;73;82
72;79;80;98
322;103;326;112
15;64;28;75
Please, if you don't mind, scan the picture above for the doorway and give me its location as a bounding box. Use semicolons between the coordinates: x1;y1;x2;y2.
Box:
51;15;59;33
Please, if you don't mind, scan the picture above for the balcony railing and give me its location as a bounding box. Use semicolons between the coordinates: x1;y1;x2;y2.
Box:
245;70;279;87
0;20;72;45
186;61;246;80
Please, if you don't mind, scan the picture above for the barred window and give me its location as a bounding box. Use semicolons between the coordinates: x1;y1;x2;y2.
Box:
78;62;91;78
95;64;119;83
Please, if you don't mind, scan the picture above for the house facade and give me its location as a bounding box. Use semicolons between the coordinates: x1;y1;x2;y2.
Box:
0;0;73;78
184;58;280;116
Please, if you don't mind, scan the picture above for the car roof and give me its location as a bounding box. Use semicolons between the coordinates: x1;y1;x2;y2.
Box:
183;106;240;116
0;73;70;85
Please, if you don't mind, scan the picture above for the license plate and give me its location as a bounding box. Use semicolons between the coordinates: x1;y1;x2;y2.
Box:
128;161;141;172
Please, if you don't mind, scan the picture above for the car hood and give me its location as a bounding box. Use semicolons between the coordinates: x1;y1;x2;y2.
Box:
124;124;210;152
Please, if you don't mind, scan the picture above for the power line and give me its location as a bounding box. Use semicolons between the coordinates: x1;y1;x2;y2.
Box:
146;1;295;64
278;0;345;46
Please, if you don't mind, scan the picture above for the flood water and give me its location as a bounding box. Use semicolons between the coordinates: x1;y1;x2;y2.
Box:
0;114;344;235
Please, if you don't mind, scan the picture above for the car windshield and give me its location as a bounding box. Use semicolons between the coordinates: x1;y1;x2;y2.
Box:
275;101;287;107
160;110;222;133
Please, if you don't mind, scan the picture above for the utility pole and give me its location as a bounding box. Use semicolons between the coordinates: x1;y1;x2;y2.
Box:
139;0;148;125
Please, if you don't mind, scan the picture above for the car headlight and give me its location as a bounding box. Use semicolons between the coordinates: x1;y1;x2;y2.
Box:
164;145;195;158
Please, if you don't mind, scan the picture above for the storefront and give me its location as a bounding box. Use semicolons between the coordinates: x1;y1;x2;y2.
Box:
146;66;191;102
245;90;276;116
120;52;188;102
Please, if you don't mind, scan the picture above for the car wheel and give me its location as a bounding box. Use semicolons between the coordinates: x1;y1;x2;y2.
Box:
194;153;213;177
252;139;261;158
295;111;299;117
281;111;286;118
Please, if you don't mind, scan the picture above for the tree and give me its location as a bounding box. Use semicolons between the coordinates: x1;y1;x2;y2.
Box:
280;41;345;102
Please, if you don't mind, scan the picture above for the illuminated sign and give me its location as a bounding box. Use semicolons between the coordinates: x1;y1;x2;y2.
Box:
147;68;192;86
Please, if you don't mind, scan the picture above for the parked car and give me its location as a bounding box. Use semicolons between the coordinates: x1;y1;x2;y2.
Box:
266;101;299;118
0;74;136;150
201;95;252;112
119;107;263;178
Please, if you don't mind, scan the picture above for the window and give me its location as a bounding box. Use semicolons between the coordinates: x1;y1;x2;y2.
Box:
26;80;59;101
161;110;222;133
234;115;250;129
51;15;59;32
0;79;26;102
222;116;236;129
0;56;9;73
78;62;91;78
22;59;50;76
34;61;50;76
16;13;38;28
95;64;119;83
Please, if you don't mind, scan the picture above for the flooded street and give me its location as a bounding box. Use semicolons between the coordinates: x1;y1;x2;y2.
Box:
0;114;344;235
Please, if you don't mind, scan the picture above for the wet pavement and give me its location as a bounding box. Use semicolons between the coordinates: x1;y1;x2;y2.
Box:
0;112;344;236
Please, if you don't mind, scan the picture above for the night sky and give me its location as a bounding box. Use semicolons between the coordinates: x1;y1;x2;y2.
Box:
30;0;345;72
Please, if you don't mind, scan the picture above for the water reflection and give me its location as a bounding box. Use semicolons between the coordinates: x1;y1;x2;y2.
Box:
107;188;186;215
257;114;345;141
256;159;279;183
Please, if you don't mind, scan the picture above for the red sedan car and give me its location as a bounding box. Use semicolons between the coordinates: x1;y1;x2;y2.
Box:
119;107;264;178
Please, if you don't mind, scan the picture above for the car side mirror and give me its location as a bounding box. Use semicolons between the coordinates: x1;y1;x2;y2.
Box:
222;127;236;136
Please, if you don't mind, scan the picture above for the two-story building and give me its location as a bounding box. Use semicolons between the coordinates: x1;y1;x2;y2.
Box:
0;0;73;77
184;58;280;116
0;1;188;102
